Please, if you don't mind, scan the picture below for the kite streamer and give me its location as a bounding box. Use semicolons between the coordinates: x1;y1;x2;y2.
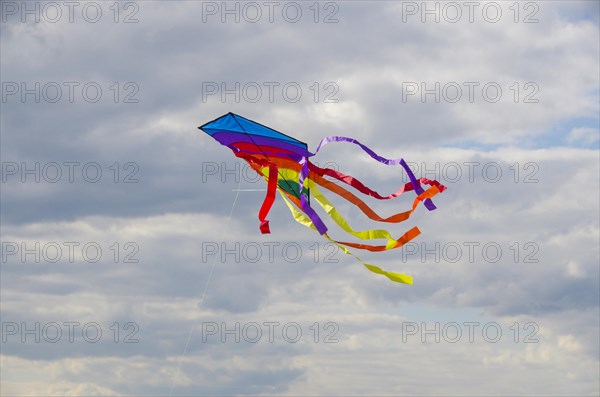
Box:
199;112;446;284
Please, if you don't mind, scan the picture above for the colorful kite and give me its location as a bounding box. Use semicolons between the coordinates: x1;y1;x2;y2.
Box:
199;112;446;284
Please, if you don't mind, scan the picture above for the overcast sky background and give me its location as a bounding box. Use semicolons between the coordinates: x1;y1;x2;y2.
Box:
1;1;599;395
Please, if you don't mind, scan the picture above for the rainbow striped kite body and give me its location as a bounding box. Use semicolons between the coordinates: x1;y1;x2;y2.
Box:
199;112;446;284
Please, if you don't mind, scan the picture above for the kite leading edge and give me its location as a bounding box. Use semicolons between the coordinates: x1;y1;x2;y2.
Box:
199;112;446;285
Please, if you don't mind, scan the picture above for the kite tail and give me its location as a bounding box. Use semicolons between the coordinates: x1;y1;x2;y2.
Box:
309;162;446;199
302;135;444;210
257;162;278;234
237;138;446;285
277;189;413;285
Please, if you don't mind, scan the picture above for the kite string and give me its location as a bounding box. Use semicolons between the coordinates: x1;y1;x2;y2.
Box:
168;170;242;397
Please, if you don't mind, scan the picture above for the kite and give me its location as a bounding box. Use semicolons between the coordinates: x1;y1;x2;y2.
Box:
199;112;446;284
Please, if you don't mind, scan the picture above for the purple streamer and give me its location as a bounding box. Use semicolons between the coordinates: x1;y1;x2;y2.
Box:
309;136;437;211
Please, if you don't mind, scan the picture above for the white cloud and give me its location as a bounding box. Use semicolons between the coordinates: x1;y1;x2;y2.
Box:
567;127;600;145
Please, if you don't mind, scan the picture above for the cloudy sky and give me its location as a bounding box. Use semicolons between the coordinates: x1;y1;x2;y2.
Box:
1;1;599;395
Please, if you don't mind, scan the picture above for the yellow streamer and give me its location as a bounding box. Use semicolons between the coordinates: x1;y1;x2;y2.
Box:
262;166;420;250
277;189;413;285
